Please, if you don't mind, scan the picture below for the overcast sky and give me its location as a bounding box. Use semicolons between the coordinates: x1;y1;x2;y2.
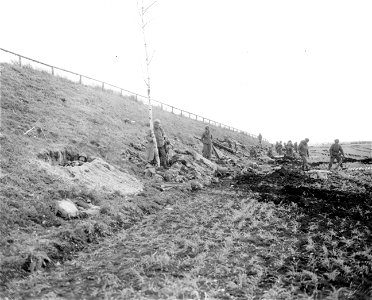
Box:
1;0;371;144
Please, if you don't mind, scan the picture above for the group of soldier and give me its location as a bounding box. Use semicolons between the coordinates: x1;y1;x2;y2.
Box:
274;140;298;157
145;120;214;169
145;120;345;172
272;138;345;171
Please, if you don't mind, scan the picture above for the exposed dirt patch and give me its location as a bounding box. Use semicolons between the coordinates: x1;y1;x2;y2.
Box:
4;166;372;299
2;63;371;299
37;149;143;195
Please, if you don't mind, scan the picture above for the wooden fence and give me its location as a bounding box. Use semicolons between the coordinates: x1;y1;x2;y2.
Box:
0;48;269;143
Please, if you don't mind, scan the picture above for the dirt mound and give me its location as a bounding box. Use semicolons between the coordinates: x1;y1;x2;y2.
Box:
37;150;143;195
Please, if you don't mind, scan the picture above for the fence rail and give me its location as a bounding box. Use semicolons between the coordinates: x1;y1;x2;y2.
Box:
0;48;269;143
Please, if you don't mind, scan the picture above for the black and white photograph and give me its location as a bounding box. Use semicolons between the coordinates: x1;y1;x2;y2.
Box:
1;1;371;299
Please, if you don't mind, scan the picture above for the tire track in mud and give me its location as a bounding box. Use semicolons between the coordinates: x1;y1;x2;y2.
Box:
7;187;300;300
5;167;372;299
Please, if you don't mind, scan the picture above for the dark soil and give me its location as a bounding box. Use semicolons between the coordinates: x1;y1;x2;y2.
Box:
1;63;371;299
3;166;371;299
234;167;372;299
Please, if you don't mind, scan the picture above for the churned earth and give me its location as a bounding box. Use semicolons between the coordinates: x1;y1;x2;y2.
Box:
1;63;371;299
4;164;372;300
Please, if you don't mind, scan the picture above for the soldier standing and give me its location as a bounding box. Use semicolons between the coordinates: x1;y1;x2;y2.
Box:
298;138;310;170
201;126;213;159
328;139;345;170
286;140;294;157
153;119;168;168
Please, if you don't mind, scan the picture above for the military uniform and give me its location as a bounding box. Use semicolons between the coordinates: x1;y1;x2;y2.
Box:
298;139;310;170
328;141;344;170
201;128;213;159
286;141;294;157
154;124;168;168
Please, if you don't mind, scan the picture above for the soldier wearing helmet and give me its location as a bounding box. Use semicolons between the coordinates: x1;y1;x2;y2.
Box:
328;139;344;170
298;138;310;170
286;140;294;157
201;126;213;159
153;119;168;168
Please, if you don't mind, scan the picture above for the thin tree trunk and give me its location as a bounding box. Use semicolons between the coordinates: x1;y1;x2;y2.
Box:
140;1;160;167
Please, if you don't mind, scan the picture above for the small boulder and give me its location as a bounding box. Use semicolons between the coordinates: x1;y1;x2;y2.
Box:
56;199;79;218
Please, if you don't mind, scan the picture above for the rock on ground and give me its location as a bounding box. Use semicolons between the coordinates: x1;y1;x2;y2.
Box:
56;199;79;218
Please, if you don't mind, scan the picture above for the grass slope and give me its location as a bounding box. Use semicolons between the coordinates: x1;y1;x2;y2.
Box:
2;63;371;300
0;63;259;289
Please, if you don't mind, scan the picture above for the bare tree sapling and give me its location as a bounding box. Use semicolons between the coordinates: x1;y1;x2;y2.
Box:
139;0;160;167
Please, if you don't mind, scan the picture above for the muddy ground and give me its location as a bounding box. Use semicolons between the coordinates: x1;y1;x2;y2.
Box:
3;159;371;300
1;63;371;299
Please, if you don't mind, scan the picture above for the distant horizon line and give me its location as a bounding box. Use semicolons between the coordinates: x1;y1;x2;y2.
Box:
310;141;371;146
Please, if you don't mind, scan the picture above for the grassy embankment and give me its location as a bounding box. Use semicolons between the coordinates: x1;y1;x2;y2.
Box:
2;63;371;299
0;63;258;288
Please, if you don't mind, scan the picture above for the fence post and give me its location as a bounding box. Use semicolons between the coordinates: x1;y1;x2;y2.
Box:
0;49;265;140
